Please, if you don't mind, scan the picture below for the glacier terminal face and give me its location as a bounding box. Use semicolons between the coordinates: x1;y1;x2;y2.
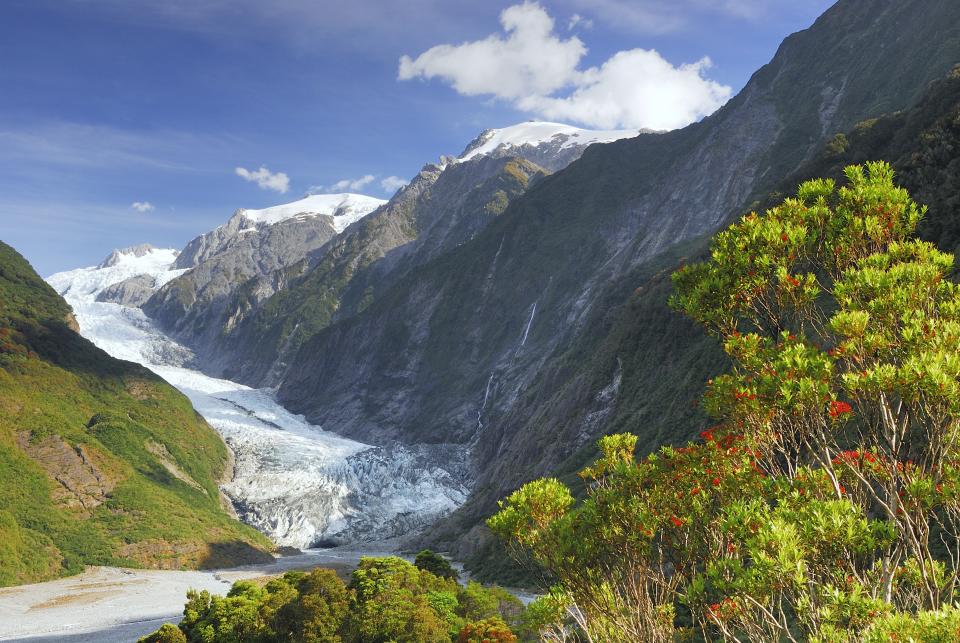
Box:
47;249;469;548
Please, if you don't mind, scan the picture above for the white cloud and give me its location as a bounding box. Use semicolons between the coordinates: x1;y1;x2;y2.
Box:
518;51;730;131
567;13;593;30
327;174;375;192
399;2;585;101
380;176;407;193
235;166;290;193
397;2;731;131
131;201;155;212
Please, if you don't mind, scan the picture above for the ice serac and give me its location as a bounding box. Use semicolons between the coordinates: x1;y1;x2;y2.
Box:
47;249;468;549
268;0;960;563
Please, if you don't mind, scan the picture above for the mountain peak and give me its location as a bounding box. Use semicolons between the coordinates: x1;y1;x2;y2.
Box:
97;243;170;269
458;121;642;163
239;192;387;233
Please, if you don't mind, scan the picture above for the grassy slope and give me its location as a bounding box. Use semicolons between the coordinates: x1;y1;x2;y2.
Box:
0;241;271;586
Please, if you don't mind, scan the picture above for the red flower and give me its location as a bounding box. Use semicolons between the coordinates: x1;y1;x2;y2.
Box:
712;477;721;487
829;401;853;418
780;233;789;242
670;516;684;527
700;430;714;442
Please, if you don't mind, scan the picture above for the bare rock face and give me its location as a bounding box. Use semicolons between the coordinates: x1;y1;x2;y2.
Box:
143;214;343;363
271;0;960;562
95;274;158;307
17;432;116;511
64;312;80;332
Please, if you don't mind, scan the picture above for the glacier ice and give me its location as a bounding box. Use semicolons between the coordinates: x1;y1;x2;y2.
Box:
47;248;469;548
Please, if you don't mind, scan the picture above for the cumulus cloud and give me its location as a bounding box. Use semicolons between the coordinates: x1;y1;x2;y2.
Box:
380;176;407;193
131;201;155;212
235;165;290;193
398;1;731;130
399;2;585;101
518;51;730;131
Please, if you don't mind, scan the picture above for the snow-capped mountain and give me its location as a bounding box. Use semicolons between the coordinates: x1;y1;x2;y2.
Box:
47;249;469;548
140;192;386;358
458;121;642;171
50;245;186;306
175;193;386;270
240;193;386;233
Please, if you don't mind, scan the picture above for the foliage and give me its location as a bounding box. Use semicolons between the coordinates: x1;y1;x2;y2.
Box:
415;549;460;580
490;164;960;640
138;623;188;643
147;558;527;642
456;617;518;643
343;556;452;642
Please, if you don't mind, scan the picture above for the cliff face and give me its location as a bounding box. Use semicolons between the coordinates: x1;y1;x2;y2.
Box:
268;0;960;562
143;213;340;362
214;155;550;385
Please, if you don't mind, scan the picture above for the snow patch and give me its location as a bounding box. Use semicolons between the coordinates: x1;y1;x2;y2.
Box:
239;193;386;233
459;121;637;162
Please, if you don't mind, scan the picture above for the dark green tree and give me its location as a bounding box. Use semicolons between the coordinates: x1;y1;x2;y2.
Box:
414;549;459;581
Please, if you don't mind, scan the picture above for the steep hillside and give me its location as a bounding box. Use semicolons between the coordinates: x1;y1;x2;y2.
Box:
268;0;960;570
217;155;548;385
457;64;960;582
277;0;960;443
0;241;271;587
143;194;385;367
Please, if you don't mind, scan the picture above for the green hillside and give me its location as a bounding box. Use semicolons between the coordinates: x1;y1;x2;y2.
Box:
0;241;271;586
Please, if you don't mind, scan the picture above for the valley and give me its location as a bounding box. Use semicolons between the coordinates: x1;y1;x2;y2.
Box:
46;248;470;550
5;1;960;639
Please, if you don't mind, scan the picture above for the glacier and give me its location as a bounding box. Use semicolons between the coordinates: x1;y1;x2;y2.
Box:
46;248;469;548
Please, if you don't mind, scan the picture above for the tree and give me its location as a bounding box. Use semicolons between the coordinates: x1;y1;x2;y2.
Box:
672;161;960;611
490;163;960;641
456;616;518;643
342;556;452;642
179;583;266;643
272;569;350;642
137;623;187;643
415;549;459;581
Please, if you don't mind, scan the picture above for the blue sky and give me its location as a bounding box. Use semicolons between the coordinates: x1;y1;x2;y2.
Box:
0;0;834;275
